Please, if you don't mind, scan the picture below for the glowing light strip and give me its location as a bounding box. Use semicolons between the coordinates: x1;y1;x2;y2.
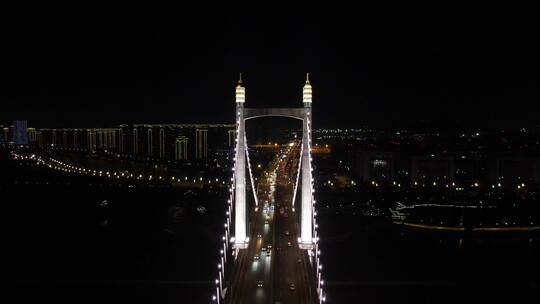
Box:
397;203;496;209
291;142;303;209
307;117;326;303
211;124;240;303
17;153;224;186
244;135;259;207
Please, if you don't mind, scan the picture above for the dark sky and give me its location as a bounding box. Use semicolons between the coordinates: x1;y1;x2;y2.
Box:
1;3;539;128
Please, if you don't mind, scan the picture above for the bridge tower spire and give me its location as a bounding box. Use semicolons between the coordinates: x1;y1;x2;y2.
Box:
300;73;314;249
234;73;248;249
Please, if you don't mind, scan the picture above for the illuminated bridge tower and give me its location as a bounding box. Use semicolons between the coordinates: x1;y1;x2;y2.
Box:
231;73;315;250
233;74;248;249
299;73;314;249
212;74;325;303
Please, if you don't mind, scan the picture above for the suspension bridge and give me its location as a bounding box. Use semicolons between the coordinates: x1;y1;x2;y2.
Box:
210;74;326;304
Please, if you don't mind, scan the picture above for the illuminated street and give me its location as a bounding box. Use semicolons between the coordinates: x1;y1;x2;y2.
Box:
228;143;316;303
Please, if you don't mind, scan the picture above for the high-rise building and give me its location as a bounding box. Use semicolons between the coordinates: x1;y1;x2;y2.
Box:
159;129;165;158
87;131;97;152
27;128;37;143
73;130;79;149
118;128;124;153
107;130;112;149
28;124;232;159
175;136;188;160
97;130;103;149
355;151;395;182
111;130;116;149
133;128;139;154
147;129;153;156
13;120;28;145
3;127;9;143
196;129;208;158
52;130;57;147
36;131;43;148
62;130;68;147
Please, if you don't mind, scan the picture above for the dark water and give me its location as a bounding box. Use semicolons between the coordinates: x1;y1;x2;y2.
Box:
4;159;540;303
5;181;224;304
318;212;540;303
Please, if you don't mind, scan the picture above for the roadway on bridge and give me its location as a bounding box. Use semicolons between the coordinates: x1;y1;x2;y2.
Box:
228;143;314;304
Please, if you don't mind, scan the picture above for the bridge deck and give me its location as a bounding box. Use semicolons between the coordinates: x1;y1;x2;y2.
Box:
227;146;316;303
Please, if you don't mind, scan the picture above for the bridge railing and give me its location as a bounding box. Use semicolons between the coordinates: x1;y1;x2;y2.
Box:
308;116;327;303
210;132;238;304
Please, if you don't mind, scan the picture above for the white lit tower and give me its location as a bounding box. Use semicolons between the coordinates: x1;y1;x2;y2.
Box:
234;73;248;249
299;73;314;249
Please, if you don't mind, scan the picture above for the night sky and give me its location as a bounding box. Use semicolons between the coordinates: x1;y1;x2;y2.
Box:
1;3;539;128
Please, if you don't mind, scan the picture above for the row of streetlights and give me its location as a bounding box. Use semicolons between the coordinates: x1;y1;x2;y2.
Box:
308;117;327;303
366;180;532;190
211;121;241;303
12;152;227;187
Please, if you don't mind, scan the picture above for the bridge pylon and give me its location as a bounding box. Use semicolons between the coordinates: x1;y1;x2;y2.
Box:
231;73;315;251
299;73;314;249
233;74;249;249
